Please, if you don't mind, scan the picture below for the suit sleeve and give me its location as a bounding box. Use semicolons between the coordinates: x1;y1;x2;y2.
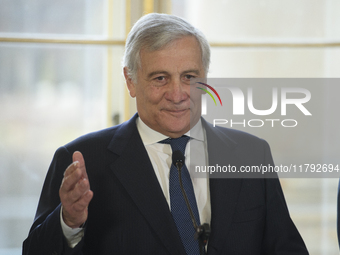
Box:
262;141;309;254
23;146;84;255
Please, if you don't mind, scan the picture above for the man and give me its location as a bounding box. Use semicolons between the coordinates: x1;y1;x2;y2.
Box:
23;13;308;254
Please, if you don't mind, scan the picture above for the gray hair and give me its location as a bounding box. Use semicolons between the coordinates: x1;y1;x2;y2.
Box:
123;13;210;82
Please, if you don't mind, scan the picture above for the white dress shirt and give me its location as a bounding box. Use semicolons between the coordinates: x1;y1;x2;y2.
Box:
136;117;211;225
61;117;211;247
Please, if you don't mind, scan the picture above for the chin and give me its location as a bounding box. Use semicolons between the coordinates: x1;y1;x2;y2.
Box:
163;123;190;136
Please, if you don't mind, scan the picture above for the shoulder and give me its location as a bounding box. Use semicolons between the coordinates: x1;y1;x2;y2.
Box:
219;125;268;145
203;118;269;147
63;125;120;151
63;114;139;151
211;125;272;162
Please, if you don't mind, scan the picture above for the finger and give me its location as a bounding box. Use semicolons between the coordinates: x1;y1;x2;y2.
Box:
64;161;79;178
62;190;93;228
73;190;93;212
61;167;83;193
68;178;91;203
72;151;88;179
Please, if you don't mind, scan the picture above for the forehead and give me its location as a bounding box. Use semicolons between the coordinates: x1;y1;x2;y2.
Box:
138;36;203;74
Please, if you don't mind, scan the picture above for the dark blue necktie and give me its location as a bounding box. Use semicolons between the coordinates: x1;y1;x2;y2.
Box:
160;136;201;255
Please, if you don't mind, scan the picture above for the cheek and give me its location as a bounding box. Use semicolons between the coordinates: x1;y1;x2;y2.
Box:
189;89;202;105
145;87;165;103
137;86;165;107
190;86;203;100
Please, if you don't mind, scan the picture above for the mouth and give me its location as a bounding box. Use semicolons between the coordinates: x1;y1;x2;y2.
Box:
163;108;190;117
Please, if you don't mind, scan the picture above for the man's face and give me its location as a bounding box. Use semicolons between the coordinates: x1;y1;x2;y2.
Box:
124;36;205;138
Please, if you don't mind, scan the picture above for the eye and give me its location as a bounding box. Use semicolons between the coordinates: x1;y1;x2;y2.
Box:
151;75;168;87
182;74;197;84
184;74;196;80
155;76;166;81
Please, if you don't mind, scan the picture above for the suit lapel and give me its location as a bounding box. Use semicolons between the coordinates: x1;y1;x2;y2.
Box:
106;115;244;254
107;114;186;255
202;118;244;254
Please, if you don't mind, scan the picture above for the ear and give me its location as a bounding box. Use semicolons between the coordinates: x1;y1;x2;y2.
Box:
123;67;136;98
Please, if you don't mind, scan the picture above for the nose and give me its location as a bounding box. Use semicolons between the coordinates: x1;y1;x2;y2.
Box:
165;78;189;104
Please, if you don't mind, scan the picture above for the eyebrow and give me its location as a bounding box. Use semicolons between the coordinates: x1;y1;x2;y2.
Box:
183;69;201;75
147;69;201;79
147;71;169;79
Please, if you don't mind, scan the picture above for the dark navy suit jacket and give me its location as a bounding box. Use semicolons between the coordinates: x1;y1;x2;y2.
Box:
23;114;308;254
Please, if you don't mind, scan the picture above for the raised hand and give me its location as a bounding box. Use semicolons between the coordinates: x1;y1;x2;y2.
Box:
59;151;93;228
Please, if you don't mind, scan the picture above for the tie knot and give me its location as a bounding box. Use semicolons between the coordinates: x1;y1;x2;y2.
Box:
159;135;190;154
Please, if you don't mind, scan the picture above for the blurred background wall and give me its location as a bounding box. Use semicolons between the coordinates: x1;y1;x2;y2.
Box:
0;0;339;254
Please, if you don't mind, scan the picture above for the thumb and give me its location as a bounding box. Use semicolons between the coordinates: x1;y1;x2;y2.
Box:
72;151;88;178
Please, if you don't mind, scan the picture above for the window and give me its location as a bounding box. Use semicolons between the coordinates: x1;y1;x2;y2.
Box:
1;1;339;254
0;1;126;253
172;1;340;254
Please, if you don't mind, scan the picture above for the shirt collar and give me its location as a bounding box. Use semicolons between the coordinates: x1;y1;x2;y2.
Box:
136;117;205;145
